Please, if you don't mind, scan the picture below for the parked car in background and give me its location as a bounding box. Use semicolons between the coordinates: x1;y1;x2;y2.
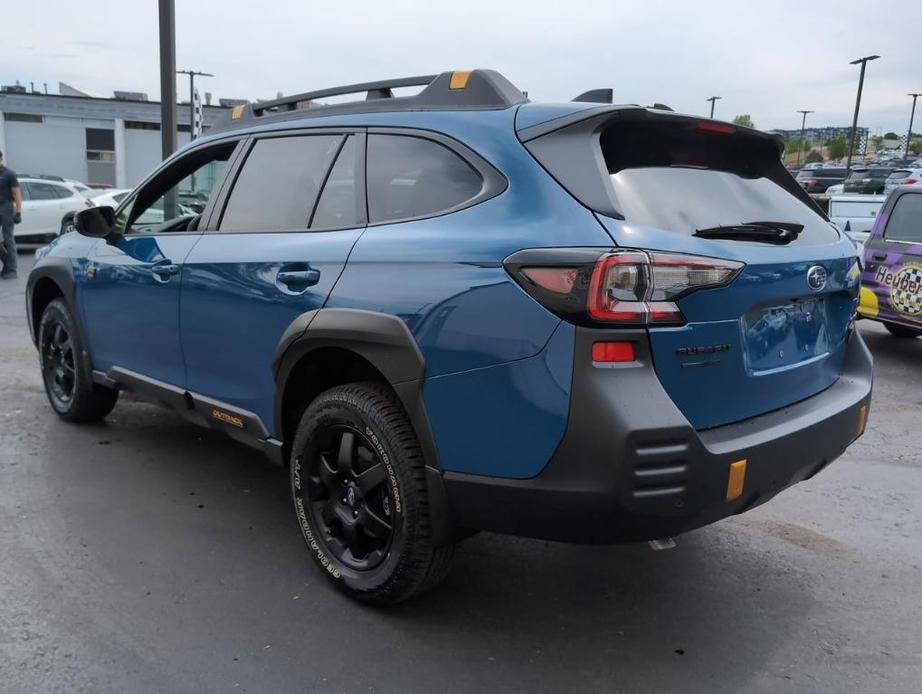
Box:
17;177;95;242
858;186;922;337
829;194;886;257
89;188;132;210
844;166;894;194
796;167;847;194
884;168;922;194
825;183;845;195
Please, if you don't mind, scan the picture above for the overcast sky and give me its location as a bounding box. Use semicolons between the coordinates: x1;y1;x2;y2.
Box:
3;0;921;134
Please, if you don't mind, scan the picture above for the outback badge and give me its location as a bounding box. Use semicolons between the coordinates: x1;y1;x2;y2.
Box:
212;408;244;428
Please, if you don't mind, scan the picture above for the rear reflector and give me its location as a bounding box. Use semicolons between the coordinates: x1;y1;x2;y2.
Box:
591;341;635;363
726;459;747;501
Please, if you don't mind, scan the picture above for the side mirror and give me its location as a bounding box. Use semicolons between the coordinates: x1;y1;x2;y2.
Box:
75;206;117;239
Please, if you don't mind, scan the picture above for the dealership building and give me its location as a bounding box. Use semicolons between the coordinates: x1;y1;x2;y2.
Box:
0;83;235;188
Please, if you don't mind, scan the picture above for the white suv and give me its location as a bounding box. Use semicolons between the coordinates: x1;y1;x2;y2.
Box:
17;177;95;242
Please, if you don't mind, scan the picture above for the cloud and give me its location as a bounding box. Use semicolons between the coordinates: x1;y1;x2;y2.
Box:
1;0;920;132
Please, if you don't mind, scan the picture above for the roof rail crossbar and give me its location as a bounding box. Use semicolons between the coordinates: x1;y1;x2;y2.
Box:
252;75;437;116
212;70;528;133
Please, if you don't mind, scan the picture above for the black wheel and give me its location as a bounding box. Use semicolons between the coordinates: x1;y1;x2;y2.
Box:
290;382;454;605
60;216;76;235
884;322;922;338
38;299;118;422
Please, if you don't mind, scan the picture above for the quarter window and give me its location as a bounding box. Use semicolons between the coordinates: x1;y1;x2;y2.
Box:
220;135;342;231
310;136;359;230
884;194;922;244
366;134;483;224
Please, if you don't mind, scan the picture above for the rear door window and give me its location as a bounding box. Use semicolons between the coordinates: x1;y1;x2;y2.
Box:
220;135;342;231
883;194;922;244
366;134;483;224
27;182;61;200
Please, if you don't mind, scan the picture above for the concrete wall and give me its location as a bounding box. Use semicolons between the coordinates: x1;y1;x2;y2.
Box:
4;119;88;181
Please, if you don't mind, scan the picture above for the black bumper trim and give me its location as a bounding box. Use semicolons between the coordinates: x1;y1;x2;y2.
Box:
443;328;873;544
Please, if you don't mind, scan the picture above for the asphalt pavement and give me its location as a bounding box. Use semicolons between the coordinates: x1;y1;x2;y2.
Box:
1;251;920;693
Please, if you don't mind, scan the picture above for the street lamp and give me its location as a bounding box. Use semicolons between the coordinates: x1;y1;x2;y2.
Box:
177;69;214;141
845;55;879;177
706;96;721;119
796;110;814;165
906;93;921;159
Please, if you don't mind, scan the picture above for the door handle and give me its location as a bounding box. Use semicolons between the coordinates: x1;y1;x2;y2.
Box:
871;253;887;261
151;261;180;281
277;268;321;289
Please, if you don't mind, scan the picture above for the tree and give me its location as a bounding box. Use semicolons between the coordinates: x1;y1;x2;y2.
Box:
883;132;899;140
826;138;848;160
804;149;823;164
786;138;803;153
870;135;884;152
732;114;755;129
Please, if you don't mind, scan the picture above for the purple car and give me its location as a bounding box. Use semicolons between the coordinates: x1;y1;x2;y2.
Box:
859;186;922;337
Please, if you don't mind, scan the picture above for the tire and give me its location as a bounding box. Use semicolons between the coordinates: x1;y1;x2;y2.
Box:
60;216;76;236
290;381;454;605
38;298;119;422
884;322;922;339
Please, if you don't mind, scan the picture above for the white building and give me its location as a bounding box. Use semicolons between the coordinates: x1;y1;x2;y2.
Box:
0;85;233;187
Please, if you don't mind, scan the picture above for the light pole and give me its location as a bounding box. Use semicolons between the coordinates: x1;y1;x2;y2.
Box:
906;93;921;159
158;0;177;159
796;110;814;165
706;96;721;119
177;69;214;141
845;55;879;177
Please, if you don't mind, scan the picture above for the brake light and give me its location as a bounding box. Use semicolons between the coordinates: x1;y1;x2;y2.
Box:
508;248;744;327
695;121;736;135
806;179;817;189
589;251;742;324
905;177;918;185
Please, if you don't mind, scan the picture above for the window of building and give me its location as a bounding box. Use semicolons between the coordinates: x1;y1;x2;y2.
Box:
3;112;43;123
219;135;342;231
366;134;483;224
86;127;116;186
125;120;160;131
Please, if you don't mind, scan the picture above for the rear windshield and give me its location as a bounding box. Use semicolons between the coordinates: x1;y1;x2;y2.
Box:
599;121;837;245
887;170;911;180
797;168;844;179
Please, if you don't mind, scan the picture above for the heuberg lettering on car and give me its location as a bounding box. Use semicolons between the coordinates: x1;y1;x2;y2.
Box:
25;69;873;605
859;187;922;336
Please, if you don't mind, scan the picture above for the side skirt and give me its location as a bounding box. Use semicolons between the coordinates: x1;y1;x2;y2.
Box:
94;367;285;466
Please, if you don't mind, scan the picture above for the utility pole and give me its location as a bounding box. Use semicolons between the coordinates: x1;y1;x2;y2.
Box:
845;55;879;178
177;69;214;141
796;110;814;165
158;0;177;159
706;96;721;119
906;93;921;159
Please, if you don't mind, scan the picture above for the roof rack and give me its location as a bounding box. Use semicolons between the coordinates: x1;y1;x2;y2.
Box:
212;69;527;132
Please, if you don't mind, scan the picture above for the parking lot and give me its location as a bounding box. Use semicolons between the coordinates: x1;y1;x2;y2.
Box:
0;251;920;693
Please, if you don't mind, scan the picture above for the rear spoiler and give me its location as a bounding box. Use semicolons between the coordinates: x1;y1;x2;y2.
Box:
517;108;815;221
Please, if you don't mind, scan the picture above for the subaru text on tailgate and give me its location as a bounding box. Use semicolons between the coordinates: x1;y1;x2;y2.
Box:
26;70;873;604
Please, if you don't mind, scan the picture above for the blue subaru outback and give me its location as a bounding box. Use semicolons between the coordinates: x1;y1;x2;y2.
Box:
27;70;873;603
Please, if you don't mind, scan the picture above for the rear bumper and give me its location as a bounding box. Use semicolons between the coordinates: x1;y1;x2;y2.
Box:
442;326;873;544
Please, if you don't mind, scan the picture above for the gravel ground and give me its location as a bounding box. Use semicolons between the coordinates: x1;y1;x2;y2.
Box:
1;251;920;693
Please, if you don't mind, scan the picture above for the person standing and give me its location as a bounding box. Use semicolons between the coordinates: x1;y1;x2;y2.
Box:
0;150;23;279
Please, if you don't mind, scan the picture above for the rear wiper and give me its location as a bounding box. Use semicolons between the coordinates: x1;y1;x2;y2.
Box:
694;221;804;244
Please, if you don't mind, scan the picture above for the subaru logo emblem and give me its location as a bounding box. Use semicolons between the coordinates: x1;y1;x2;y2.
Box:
807;265;827;291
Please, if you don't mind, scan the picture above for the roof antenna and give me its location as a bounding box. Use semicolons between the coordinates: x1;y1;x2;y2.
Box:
572;88;612;104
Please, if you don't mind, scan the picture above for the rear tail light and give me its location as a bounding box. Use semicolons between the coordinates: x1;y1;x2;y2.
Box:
695;121;736;135
806;179;817;189
591;341;635;362
506;248;744;327
905;177;918;185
